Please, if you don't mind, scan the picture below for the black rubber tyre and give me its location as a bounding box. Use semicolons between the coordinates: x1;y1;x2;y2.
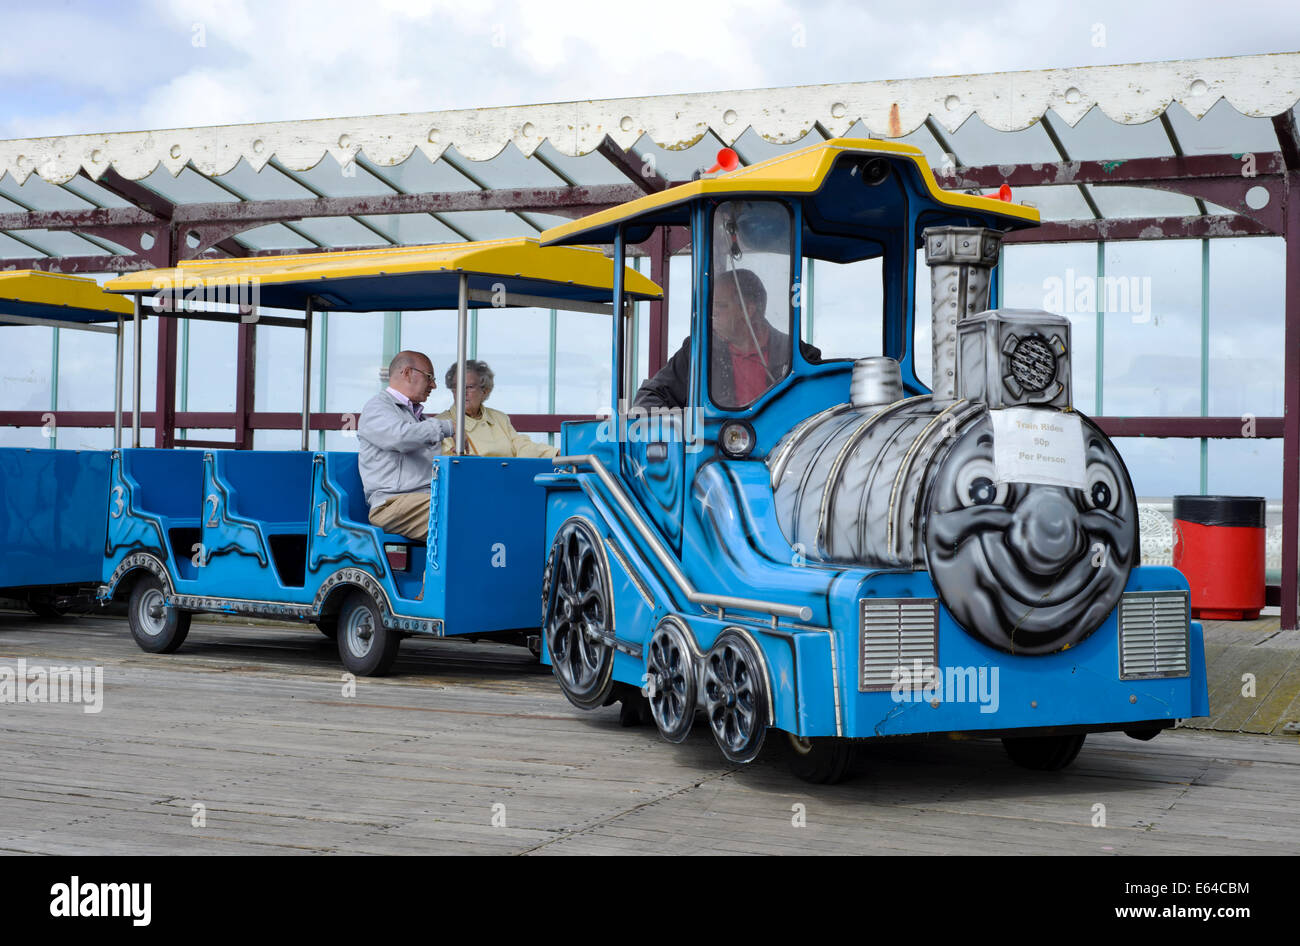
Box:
127;574;192;654
336;590;400;676
786;733;855;784
702;629;769;764
1124;726;1161;741
541;519;615;710
316;615;339;640
1001;733;1086;771
27;596;65;621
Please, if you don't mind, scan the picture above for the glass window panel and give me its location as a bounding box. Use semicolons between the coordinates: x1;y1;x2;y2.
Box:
1006;185;1095;222
1088;185;1200;219
0;427;49;448
136;166;237;205
181;319;237;412
1163;100;1282;157
277;156;395;198
324;313;385;414
531;141;630;187
474;307;551;416
59;176;134;208
357;214;463;245
58;426;151;449
211;158;314;201
252;428;302;451
943;114;1060;166
58;315;154;412
1208;237;1284;418
442;145;567;189
1207;438;1282;500
1101;240;1200;416
253;312;323;413
808;256;883;360
730;127;824;166
709;200;792;409
174;428;229;449
1110;437;1200;499
365;151;480;194
0;172;95;211
8;229;108;256
232;224;315;252
436;210;535;241
292;216;390;247
631;131;727;182
553;309;610;415
2;326;52;411
1045;109;1174;162
1002;242;1099;414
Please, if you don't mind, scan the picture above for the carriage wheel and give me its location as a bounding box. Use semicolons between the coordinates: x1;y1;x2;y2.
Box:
337;590;400;676
1001;733;1086;771
542;519;614;710
786;734;854;784
646;618;696;743
128;574;191;654
703;630;769;763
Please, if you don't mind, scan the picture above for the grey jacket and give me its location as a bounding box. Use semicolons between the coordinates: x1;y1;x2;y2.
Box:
357;392;455;511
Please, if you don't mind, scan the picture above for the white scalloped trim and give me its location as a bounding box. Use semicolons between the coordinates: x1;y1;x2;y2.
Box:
2;52;1297;185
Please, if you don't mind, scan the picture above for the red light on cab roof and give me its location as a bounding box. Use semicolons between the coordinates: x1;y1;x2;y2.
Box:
708;148;740;174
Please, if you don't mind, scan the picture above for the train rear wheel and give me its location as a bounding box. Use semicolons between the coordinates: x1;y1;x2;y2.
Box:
646;618;696;743
128;574;191;654
703;630;768;763
1001;733;1086;771
542;519;615;710
337;590;400;676
786;734;854;784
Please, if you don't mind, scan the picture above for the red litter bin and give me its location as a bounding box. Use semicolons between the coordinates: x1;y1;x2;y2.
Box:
1172;495;1266;620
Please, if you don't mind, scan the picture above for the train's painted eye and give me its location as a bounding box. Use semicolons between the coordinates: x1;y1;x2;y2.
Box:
1084;463;1120;511
955;459;1008;507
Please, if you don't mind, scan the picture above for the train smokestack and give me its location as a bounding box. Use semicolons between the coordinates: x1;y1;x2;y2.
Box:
923;226;1002;401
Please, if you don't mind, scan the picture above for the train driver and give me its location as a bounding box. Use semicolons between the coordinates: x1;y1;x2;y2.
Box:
632;268;820;411
357;350;456;541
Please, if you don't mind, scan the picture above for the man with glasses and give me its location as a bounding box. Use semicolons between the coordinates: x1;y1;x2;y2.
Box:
358;350;456;541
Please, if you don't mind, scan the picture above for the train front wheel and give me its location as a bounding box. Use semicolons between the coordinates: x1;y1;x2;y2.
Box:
703;630;769;764
786;734;854;784
337;590;400;676
127;575;191;654
1001;733;1086;771
542;519;615;710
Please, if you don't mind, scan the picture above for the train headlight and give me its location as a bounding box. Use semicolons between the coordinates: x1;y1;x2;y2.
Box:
719;420;756;459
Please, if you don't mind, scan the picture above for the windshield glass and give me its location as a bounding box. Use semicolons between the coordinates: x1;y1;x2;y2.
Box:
709;199;794;409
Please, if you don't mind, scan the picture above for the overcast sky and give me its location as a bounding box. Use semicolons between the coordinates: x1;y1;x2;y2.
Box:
2;0;1299;139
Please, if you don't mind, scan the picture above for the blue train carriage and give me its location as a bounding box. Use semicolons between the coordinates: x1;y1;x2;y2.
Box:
535;138;1210;783
96;238;662;675
0;271;129;617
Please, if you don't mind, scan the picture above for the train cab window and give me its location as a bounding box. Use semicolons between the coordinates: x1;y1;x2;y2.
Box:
709;199;794;410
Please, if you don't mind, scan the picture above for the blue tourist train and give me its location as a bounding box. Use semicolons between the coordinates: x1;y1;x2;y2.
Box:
0;140;1210;783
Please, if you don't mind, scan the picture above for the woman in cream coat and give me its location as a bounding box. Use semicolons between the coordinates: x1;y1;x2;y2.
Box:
436;359;559;458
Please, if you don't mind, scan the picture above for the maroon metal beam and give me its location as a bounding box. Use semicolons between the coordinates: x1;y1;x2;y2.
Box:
0;254;158;273
1093;417;1284;438
234;323;256;449
1005;214;1271;244
596;135;669;194
940;153;1286;190
1282;170;1300;630
1272;114;1300;172
86;168;174;219
154;319;178;448
647;227;671;376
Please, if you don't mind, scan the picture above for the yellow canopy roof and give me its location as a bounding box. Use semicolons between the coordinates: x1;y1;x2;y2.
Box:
0;270;133;325
105;237;662;312
540;138;1040;247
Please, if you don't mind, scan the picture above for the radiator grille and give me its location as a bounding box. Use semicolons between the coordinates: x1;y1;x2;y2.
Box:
860;598;938;691
1119;591;1189;679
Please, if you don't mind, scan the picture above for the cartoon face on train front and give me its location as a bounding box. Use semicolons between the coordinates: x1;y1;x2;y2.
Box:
923;414;1138;655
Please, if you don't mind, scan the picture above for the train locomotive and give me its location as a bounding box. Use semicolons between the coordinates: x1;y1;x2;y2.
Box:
536;139;1208;782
